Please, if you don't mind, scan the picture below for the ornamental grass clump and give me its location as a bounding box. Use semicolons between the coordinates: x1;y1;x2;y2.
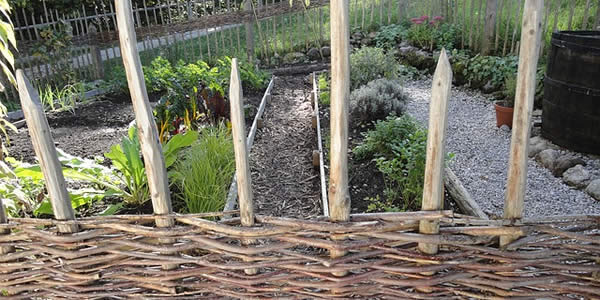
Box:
350;78;408;123
174;125;235;213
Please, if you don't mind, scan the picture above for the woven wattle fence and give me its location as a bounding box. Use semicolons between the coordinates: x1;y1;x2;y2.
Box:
4;1;599;299
1;212;598;299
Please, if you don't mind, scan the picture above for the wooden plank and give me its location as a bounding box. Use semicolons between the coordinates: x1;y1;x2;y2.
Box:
567;0;576;30
444;167;488;219
229;58;254;230
495;0;505;52
551;0;560;32
468;0;476;48
114;0;173;228
482;0;498;55
501;0;544;247
582;0;591;30
502;0;514;55
418;49;452;255
16;70;78;234
462;0;467;48
244;0;255;62
595;0;600;30
475;0;484;51
313;72;329;217
329;0;350;223
511;0;524;54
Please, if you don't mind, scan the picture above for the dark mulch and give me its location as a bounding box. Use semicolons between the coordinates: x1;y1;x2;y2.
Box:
249;75;321;218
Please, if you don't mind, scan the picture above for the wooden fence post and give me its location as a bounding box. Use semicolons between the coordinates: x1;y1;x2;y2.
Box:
114;0;173;226
418;50;452;255
244;0;255;63
482;0;498;55
229;58;257;276
329;0;350;278
501;0;543;247
230;58;254;228
329;0;350;223
90;44;104;79
17;70;78;234
0;199;14;254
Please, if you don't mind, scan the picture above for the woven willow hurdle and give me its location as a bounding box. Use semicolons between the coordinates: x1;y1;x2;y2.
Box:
2;0;599;298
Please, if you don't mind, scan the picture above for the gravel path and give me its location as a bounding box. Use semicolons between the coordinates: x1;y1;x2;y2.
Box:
249;76;321;218
404;77;600;218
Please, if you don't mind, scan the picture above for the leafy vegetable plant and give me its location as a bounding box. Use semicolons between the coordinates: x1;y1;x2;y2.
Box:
350;46;399;90
104;126;198;205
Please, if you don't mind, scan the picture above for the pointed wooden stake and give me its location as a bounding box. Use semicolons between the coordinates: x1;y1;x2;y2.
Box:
230;58;254;228
229;58;257;276
17;70;78;234
114;0;172;225
501;0;544;247
419;49;452;255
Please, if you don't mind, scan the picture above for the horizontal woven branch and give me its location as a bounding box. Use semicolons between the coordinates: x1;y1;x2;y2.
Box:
1;211;599;299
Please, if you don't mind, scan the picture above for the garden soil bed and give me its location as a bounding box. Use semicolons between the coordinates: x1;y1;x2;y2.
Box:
249;75;321;218
7;90;263;164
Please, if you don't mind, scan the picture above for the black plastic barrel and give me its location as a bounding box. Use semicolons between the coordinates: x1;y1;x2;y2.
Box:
542;31;600;155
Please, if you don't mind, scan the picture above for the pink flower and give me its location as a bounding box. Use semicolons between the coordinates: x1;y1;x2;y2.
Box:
429;20;435;25
410;17;420;23
421;15;429;20
433;16;444;21
414;20;424;25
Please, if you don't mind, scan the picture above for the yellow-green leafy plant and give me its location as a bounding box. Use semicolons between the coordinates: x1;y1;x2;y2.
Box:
0;0;16;160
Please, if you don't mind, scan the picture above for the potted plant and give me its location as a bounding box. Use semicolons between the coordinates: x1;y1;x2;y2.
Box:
494;77;516;128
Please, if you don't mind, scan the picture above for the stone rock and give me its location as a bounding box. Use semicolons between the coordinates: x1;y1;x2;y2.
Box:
528;136;558;158
536;149;558;170
283;52;307;65
351;32;364;40
6;110;24;121
368;32;377;39
552;155;586;177
585;179;600;201
361;37;373;46
481;80;498;94
321;46;331;57
562;165;591;188
500;124;511;132
307;47;321;60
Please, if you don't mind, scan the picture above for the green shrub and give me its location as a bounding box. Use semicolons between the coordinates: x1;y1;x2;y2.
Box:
353;115;419;160
405;22;433;49
318;73;330;106
174;126;235;213
350;79;407;123
466;54;518;88
503;76;517;107
375;24;406;49
353;116;445;211
350;46;399;90
432;23;460;50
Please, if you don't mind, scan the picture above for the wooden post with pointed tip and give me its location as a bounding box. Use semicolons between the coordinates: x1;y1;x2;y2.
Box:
0;199;14;254
329;0;350;279
501;0;544;247
229;58;257;275
114;0;173;228
418;49;452;255
16;70;78;234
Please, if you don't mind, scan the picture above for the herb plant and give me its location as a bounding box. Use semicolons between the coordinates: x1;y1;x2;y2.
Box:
350;79;407;123
350;46;399;90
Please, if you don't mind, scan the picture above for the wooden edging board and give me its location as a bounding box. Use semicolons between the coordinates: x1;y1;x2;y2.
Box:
223;76;275;212
312;72;329;217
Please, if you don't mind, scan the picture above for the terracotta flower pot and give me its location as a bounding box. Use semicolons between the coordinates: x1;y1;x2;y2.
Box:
494;101;514;128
